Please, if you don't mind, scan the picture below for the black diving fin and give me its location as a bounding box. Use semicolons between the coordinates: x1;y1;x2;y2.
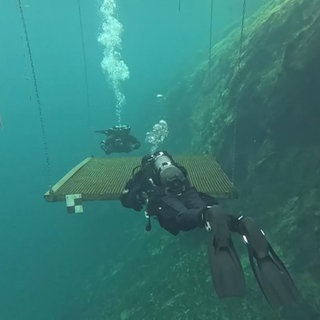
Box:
239;217;300;307
207;210;246;298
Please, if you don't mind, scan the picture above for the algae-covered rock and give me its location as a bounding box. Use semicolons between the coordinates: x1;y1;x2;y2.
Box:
167;0;320;187
164;0;320;318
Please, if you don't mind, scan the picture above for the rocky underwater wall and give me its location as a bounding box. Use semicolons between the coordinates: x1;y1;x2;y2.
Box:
74;1;320;319
166;0;320;317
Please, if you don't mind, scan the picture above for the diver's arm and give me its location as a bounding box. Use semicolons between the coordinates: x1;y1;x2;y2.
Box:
198;192;219;207
120;171;145;211
126;135;141;149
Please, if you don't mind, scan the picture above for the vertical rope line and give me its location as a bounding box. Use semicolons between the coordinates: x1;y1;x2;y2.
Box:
206;0;214;122
77;0;93;151
17;0;51;184
231;0;247;185
208;0;214;70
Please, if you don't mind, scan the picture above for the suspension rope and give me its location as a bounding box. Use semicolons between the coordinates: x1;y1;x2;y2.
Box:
208;0;214;70
178;0;181;13
77;0;93;151
17;0;51;184
231;0;247;185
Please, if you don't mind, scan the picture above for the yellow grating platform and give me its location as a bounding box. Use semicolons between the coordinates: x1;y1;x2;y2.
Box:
44;155;237;202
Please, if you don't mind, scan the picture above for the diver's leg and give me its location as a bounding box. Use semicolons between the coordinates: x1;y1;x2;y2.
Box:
205;206;246;298
237;216;300;307
162;191;205;231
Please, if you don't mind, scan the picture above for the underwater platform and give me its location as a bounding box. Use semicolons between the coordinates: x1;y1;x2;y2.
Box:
44;155;237;203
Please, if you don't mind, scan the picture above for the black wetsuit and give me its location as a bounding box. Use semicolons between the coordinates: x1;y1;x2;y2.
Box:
120;158;217;235
97;125;141;154
103;134;140;154
120;152;300;308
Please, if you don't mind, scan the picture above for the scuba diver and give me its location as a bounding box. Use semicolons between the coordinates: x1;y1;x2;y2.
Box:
95;125;140;155
120;151;300;308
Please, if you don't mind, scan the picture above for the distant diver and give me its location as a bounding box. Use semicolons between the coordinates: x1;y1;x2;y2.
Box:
95;125;141;155
120;150;300;308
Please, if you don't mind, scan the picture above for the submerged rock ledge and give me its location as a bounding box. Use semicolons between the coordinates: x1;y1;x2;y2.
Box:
165;0;320;317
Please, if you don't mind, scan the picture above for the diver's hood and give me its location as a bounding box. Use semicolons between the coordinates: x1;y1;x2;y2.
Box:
159;165;186;194
159;166;185;185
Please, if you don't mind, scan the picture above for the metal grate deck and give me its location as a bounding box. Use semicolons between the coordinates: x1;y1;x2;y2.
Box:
44;155;237;202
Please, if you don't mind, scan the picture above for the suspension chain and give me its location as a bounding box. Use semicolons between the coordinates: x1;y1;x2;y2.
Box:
77;0;93;151
17;0;51;184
